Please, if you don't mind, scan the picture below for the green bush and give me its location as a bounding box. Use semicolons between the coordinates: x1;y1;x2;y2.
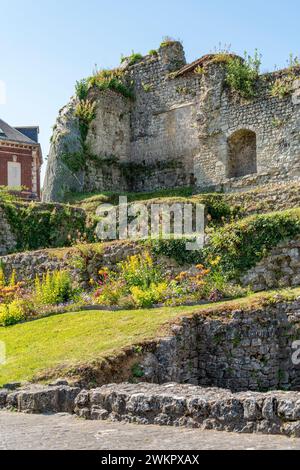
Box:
1;201;91;252
271;77;293;98
226;50;261;98
150;238;204;265
206;209;300;279
195;194;237;223
121;52;143;66
118;251;162;289
75;99;96;142
75;79;89;100
160;36;177;48
0;300;25;327
130;282;168;308
88;69;134;99
34;271;74;306
61;151;86;173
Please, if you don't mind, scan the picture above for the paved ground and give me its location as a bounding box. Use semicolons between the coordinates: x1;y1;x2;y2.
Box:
1;412;300;450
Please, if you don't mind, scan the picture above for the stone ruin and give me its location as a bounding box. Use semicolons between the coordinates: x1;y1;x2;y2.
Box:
43;41;300;202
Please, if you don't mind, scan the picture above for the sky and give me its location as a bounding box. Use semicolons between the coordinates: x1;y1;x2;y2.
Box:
1;0;299;184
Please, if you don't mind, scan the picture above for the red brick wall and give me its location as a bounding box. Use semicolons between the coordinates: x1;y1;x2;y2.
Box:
37;166;41;198
0;145;33;191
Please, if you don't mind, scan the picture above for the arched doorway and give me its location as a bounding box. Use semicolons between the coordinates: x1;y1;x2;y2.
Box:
227;129;257;178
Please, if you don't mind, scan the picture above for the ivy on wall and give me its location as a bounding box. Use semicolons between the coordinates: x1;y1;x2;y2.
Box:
0;200;95;252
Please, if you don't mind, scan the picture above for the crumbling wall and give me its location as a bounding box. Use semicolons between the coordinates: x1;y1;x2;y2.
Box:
84;89;130;192
43;42;300;201
126;44;199;191
193;65;300;189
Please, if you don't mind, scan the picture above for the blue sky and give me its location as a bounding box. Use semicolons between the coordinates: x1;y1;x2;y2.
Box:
1;0;299;183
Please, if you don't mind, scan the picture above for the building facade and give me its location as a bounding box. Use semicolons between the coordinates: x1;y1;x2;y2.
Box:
0;119;42;198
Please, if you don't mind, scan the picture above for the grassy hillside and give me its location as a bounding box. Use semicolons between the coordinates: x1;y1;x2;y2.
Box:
1;288;299;386
65;181;300;222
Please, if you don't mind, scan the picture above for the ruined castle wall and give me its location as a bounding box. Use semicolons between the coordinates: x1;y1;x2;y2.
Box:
43;43;300;200
120;50;300;192
242;237;300;291
84;90;130;192
195;68;300;189
126;49;200;191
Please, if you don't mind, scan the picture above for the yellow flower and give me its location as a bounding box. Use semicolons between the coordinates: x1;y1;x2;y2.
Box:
98;267;109;276
209;256;221;267
89;278;95;285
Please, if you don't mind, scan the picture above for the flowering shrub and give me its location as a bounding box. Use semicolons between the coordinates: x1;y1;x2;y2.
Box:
93;252;165;307
0;300;25;326
94;279;126;306
118;252;162;288
0;268;27;304
92;252;247;309
34;271;74;306
0;267;82;327
130;282;168;308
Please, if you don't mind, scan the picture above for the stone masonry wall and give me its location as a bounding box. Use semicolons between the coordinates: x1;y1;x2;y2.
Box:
140;299;300;392
126;44;198;191
85;45;300;193
0;241;143;285
242;237;300;291
84;90;130;192
74;383;300;437
195;68;300;190
1;383;300;436
43;42;300;200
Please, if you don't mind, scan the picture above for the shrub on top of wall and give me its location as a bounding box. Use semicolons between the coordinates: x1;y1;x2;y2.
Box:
270;54;300;99
88;69;134;99
75;79;89;100
121;52;143;66
148;49;158;57
149;209;300;278
160;36;179;48
74;99;97;142
225;50;261;99
206;208;300;279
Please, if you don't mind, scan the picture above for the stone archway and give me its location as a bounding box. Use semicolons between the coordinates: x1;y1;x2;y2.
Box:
227;129;257;178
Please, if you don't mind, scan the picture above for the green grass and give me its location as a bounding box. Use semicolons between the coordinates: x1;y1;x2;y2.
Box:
0;304;198;386
64;182;300;224
64;187;195;207
1;287;300;386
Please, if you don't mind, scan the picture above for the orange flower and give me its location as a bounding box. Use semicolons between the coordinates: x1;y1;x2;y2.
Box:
196;264;204;270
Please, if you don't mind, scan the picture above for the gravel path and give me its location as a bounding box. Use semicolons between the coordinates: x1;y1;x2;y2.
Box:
1;412;300;450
